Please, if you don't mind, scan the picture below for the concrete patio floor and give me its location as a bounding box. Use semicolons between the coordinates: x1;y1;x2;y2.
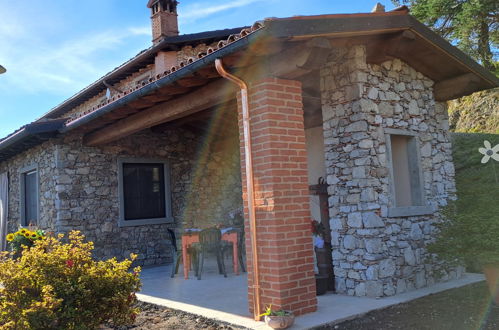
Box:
137;261;485;330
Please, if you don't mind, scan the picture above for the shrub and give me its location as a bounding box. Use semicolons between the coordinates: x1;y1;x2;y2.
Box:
0;231;141;329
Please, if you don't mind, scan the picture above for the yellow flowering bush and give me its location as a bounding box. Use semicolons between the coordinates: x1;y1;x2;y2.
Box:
0;231;141;329
6;227;45;253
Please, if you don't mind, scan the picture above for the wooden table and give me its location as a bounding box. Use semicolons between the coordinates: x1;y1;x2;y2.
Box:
182;229;239;279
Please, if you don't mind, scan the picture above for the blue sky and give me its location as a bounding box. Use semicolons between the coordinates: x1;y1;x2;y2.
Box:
0;0;397;138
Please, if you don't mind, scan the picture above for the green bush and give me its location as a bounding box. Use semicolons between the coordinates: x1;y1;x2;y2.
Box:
0;231;141;329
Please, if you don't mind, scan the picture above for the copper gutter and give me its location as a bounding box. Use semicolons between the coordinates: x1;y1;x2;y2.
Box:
215;59;261;321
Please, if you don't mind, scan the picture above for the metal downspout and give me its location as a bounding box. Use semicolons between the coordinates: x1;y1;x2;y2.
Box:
215;59;261;321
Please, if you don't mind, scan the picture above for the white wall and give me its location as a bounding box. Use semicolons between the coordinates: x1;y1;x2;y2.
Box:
305;126;327;222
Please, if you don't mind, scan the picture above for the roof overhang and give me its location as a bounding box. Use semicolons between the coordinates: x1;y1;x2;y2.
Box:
51;12;499;133
1;10;498;160
0;119;66;162
264;13;498;92
67;12;498;141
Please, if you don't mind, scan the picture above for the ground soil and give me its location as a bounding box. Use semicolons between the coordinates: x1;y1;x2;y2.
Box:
106;281;497;330
104;302;245;330
319;281;499;330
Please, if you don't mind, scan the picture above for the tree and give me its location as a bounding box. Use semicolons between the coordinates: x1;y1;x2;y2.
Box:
393;0;498;73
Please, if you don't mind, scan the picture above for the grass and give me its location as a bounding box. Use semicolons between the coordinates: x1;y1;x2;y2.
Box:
451;132;499;187
432;133;499;270
450;132;499;220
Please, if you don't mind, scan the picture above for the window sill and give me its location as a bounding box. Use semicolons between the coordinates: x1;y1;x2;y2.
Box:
118;217;174;227
387;205;435;218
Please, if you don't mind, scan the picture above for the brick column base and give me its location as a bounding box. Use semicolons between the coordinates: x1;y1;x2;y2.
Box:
237;77;317;316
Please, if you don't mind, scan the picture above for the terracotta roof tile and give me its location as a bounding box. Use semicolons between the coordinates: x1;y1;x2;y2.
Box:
64;22;264;126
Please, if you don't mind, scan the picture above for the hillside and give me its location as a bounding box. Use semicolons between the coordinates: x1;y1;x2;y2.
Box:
452;132;499;190
451;133;499;230
448;88;499;134
450;133;499;271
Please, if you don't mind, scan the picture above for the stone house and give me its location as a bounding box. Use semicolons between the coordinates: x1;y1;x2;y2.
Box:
0;0;497;318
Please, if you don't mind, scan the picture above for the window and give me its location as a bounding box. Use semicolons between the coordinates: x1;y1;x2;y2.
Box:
385;129;433;217
20;165;39;226
118;159;172;227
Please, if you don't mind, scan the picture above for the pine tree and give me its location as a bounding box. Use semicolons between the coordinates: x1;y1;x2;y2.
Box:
393;0;498;74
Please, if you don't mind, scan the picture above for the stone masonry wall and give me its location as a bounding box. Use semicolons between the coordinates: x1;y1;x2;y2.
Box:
0;126;242;266
0;141;59;234
321;45;459;297
54;127;241;265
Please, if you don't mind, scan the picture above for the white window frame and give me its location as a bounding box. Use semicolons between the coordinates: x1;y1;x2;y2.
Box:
385;128;434;217
117;158;173;227
19;164;39;226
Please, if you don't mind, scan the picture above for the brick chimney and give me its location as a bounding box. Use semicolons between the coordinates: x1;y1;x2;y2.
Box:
148;0;179;44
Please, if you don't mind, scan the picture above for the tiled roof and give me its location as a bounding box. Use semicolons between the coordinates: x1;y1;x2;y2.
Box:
64;22;264;127
40;26;253;120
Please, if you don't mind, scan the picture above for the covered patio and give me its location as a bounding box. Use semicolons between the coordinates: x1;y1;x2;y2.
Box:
137;263;485;329
70;22;330;317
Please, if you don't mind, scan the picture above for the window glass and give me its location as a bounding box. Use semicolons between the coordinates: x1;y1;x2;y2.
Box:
23;169;38;225
122;163;166;221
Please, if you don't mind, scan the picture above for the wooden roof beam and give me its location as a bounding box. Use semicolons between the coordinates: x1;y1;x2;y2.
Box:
269;38;332;79
151;108;216;132
434;73;481;101
241;38;332;80
366;30;415;65
83;79;236;146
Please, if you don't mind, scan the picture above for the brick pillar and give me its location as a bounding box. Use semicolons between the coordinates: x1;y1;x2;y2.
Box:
236;77;317;316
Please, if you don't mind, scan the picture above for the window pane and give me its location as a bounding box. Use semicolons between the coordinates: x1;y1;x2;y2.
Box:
122;163;166;220
24;170;37;225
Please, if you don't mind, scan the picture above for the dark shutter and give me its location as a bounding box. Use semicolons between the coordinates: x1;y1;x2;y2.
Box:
122;163;166;220
24;170;37;225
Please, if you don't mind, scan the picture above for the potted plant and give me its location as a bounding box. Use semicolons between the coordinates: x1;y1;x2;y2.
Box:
6;226;46;257
259;305;295;329
429;139;499;302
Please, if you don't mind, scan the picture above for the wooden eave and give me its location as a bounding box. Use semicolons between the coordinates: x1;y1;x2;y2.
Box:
0;119;66;162
264;13;498;98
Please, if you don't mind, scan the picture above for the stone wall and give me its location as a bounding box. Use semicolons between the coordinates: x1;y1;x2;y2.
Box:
1;126;242;266
53;127;241;265
0;141;59;233
320;45;459;297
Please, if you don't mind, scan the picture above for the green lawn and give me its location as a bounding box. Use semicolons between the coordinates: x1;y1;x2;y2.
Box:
452;132;499;187
445;133;499;270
